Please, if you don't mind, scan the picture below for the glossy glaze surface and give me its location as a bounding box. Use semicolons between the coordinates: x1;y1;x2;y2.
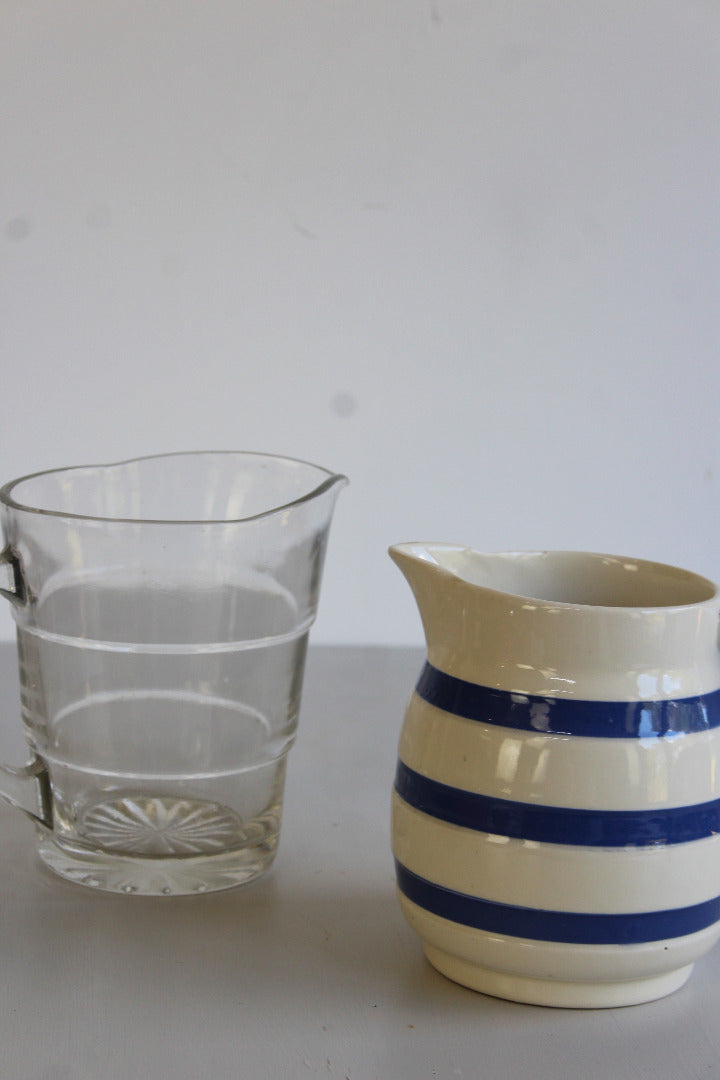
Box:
389;544;720;1007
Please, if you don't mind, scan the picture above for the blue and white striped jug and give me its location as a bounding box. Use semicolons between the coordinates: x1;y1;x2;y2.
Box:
389;543;720;1007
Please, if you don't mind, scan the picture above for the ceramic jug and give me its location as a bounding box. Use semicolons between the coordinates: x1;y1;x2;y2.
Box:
389;543;720;1007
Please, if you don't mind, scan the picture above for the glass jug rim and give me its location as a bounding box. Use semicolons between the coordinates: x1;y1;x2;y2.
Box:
0;450;348;526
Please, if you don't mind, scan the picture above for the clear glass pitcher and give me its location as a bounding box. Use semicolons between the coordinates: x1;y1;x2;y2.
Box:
0;452;347;895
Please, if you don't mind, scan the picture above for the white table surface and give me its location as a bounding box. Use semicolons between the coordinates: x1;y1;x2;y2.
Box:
1;643;719;1080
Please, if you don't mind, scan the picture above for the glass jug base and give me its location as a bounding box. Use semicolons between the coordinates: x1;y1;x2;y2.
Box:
35;817;279;895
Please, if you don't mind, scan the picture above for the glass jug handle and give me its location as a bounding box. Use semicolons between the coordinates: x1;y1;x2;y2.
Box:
0;759;52;826
0;546;52;827
0;544;27;606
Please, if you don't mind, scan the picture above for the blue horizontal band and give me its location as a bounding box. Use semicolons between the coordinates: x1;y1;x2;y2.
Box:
416;661;720;738
395;861;720;945
395;760;720;847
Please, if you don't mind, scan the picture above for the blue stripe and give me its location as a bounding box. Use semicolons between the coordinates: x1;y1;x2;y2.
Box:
395;861;720;945
416;661;720;738
395;760;720;846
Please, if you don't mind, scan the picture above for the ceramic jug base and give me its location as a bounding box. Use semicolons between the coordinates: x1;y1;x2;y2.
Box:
423;945;694;1008
35;816;279;896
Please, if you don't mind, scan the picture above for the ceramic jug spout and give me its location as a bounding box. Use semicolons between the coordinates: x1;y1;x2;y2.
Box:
391;540;519;656
388;543;444;591
389;542;457;638
390;543;720;694
391;541;720;699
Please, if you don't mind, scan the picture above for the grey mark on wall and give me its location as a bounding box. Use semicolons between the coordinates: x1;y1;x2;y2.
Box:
5;216;31;242
331;392;358;419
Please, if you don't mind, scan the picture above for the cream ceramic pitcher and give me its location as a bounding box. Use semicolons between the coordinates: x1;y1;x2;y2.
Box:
389;543;720;1007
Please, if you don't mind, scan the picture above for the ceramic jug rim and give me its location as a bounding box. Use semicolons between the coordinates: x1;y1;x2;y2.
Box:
0;451;348;527
389;541;719;612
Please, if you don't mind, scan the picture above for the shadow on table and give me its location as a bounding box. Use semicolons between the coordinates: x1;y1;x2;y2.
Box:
2;842;497;1015
5;824;708;1046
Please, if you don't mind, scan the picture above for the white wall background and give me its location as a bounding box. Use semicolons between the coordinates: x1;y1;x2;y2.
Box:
1;1;718;645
